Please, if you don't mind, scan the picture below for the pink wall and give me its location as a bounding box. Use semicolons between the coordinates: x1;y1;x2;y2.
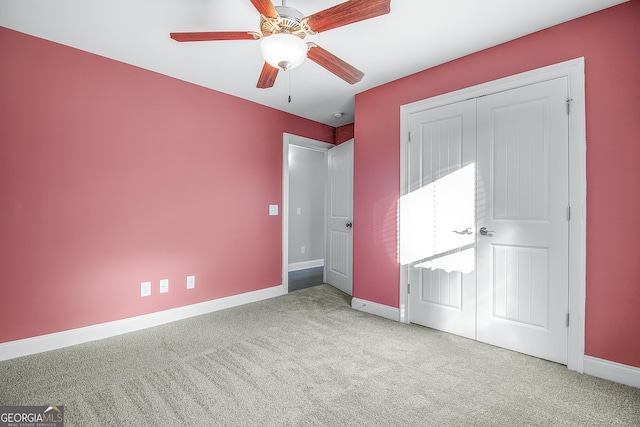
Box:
335;123;354;145
0;27;334;344
353;1;640;368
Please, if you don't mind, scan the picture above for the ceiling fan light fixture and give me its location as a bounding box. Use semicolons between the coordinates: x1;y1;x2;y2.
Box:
260;33;307;70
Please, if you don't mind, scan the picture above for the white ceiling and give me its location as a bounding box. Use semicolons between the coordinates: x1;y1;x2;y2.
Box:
0;0;627;126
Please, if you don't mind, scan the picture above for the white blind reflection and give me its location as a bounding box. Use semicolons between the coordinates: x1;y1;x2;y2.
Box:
400;164;476;273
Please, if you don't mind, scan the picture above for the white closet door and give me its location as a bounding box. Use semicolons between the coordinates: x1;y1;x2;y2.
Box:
403;99;477;339
476;77;569;364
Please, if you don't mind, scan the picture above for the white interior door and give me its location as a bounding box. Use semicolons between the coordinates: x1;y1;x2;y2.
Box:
402;99;477;339
326;139;353;295
476;78;569;364
405;78;570;364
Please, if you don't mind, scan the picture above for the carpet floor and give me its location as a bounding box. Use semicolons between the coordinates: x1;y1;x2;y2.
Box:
1;284;638;426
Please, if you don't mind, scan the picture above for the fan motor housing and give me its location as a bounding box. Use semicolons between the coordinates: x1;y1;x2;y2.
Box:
261;6;306;38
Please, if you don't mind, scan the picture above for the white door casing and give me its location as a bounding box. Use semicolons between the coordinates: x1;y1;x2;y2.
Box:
326;139;354;295
476;77;569;364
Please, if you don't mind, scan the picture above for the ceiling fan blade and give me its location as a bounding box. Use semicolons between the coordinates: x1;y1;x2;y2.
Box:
307;44;364;85
170;31;257;42
304;0;390;33
257;62;279;88
250;0;279;19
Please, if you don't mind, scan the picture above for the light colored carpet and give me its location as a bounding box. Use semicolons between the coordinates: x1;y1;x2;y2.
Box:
1;284;638;426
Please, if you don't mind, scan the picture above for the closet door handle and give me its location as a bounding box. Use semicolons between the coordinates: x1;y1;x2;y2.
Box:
346;222;353;228
452;228;472;235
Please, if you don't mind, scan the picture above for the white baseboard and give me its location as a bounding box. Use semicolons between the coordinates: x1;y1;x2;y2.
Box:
288;259;324;272
351;297;400;322
583;355;640;388
0;285;284;362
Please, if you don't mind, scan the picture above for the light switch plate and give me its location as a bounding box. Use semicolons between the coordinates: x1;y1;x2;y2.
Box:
187;275;195;289
269;205;278;215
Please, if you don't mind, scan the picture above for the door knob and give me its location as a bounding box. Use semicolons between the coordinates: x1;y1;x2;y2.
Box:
346;222;353;228
479;227;495;236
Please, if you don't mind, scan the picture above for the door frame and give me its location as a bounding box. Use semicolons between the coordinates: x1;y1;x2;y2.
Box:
282;133;333;293
399;58;586;372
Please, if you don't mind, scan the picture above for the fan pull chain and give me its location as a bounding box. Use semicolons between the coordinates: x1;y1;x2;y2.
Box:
288;70;292;103
285;68;292;103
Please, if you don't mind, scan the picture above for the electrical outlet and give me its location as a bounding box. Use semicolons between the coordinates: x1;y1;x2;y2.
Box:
269;204;278;215
187;275;195;289
160;279;169;293
297;207;301;215
141;281;151;297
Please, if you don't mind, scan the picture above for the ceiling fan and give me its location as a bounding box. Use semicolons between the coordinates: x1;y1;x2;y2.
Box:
170;0;391;89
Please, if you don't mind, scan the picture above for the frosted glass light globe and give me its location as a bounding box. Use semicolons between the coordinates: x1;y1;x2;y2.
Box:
260;33;307;70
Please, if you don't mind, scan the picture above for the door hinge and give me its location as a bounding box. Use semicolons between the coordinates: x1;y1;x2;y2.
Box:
408;132;411;142
566;206;571;221
566;313;570;328
407;283;411;294
566;98;573;115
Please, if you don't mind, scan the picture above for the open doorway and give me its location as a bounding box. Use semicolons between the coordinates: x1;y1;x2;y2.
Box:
282;134;333;293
